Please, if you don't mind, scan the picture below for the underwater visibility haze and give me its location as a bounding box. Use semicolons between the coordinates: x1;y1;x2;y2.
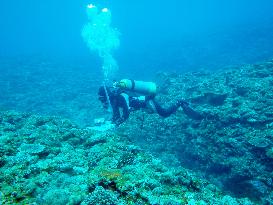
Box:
0;0;273;204
1;0;273;74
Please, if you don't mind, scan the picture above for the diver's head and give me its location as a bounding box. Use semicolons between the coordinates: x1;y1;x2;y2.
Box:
98;86;111;109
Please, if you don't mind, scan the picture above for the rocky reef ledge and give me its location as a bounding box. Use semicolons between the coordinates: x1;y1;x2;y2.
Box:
118;59;273;204
0;110;253;204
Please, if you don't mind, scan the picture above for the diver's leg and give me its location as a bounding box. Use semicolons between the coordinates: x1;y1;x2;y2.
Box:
152;99;204;120
152;100;179;118
178;100;204;120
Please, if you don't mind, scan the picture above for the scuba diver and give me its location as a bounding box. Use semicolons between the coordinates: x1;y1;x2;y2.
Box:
98;79;203;126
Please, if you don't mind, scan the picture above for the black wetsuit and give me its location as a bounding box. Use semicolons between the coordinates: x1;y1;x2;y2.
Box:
109;92;202;125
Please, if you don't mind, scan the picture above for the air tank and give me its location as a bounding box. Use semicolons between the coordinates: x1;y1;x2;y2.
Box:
118;79;157;95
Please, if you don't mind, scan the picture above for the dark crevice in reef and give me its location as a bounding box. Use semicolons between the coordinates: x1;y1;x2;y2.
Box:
37;150;50;159
0;158;6;168
191;92;228;106
97;180;150;204
206;163;232;175
223;177;269;203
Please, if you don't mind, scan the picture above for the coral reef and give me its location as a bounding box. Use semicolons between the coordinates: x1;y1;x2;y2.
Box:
119;59;273;204
0;110;252;204
1;58;273;204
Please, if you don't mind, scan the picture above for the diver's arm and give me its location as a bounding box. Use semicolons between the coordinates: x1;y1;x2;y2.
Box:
120;95;130;121
111;98;121;124
112;95;130;126
114;95;129;125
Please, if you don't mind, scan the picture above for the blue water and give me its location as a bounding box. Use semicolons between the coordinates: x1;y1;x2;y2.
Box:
1;0;273;77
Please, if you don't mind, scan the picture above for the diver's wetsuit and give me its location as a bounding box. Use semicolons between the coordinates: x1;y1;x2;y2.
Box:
98;86;203;125
109;92;202;125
